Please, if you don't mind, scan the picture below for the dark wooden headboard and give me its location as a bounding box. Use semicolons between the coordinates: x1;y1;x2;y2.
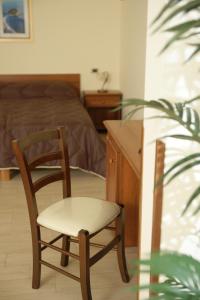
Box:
0;74;81;96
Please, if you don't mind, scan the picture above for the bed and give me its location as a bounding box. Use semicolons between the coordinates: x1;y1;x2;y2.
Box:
0;74;106;179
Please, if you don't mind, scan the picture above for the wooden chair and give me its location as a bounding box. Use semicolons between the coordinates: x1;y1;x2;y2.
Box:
12;127;129;300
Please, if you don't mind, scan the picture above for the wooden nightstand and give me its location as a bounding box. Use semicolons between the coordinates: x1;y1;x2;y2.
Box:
83;90;122;131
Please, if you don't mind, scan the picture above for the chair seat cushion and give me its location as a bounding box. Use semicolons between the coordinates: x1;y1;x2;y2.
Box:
37;197;120;237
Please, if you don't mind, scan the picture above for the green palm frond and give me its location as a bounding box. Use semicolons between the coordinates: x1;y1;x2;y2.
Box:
158;134;199;142
121;98;200;213
122;98;200;141
193;110;200;135
157;152;200;184
151;0;184;26
166;20;200;33
133;253;200;299
175;102;184;117
187;43;200;61
182;185;200;214
154;1;200;32
184;95;200;105
160;23;200;54
165;159;200;184
152;0;200;60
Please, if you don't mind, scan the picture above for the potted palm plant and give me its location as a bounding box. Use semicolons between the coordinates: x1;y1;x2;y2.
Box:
122;1;200;298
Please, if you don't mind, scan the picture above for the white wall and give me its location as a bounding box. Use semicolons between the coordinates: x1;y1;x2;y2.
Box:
0;0;121;91
140;0;200;296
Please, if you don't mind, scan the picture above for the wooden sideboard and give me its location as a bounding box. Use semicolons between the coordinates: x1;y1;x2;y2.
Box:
104;120;165;254
104;120;165;299
104;120;143;247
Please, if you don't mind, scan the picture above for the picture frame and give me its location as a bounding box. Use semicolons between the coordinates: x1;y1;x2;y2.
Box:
0;0;31;40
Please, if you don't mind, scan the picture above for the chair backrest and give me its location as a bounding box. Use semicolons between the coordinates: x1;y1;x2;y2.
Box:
12;127;71;224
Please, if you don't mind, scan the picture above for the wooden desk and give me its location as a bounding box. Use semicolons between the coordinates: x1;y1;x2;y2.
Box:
104;120;143;247
104;120;164;251
104;120;165;299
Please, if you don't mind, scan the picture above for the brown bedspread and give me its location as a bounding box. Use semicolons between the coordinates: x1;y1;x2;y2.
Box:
0;95;106;176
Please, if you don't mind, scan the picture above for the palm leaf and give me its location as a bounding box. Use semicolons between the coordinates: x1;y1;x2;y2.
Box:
122;98;150;106
156;153;200;185
193;200;200;215
184;95;200;105
133;253;200;299
180;31;200;40
146;115;173;121
122;98;169;113
159;134;197;142
158;99;174;111
121;96;200;215
182;185;200;214
149;296;179;300
186;107;192;126
123;107;144;120
166;159;200;185
159;26;195;54
151;0;200;59
175;102;184;118
166;20;200;33
187;44;200;61
193;110;200;135
151;0;181;26
154;0;200;32
121;98;200;142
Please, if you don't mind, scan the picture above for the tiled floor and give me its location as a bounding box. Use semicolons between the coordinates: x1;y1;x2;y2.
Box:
0;169;136;300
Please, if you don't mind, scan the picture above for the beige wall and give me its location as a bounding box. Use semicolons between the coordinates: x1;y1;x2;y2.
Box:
0;0;121;91
120;0;147;118
120;0;147;99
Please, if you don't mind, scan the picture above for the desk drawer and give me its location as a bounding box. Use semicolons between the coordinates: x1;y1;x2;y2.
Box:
85;95;120;107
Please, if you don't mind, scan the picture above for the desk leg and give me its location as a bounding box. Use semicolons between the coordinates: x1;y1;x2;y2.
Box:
106;134;140;247
118;155;140;247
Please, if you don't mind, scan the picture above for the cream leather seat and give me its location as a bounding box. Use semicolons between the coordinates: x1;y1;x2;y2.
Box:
37;197;120;237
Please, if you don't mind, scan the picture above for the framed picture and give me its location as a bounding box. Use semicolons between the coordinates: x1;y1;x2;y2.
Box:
0;0;31;40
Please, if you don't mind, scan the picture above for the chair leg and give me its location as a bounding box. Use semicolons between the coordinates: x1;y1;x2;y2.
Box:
116;206;130;283
60;235;70;267
32;227;41;289
79;230;92;300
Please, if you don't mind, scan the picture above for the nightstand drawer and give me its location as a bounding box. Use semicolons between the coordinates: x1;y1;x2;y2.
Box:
85;95;121;108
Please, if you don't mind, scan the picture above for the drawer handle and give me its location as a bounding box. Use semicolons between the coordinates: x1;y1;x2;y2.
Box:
109;158;115;164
